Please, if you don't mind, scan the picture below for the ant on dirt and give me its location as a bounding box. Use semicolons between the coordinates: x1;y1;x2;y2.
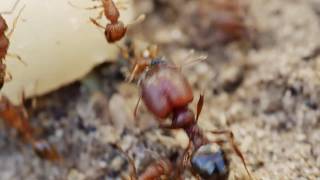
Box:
111;141;236;179
0;1;26;89
0;95;60;162
125;46;252;179
183;0;255;48
69;0;145;43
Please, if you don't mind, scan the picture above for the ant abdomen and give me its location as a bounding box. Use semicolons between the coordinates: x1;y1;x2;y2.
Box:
191;149;229;180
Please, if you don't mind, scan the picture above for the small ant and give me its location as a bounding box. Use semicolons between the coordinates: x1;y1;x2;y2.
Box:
69;0;145;43
110;143;176;180
0;3;26;89
128;47;252;179
0;95;60;162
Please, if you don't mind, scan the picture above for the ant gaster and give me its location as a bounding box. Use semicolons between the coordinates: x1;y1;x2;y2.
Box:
69;0;145;43
0;96;60;162
130;47;252;179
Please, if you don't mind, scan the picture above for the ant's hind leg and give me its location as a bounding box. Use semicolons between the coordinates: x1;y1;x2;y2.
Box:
89;18;105;29
208;130;253;179
110;143;138;180
195;94;204;123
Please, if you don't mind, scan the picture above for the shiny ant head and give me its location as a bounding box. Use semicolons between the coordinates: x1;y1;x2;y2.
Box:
191;147;229;180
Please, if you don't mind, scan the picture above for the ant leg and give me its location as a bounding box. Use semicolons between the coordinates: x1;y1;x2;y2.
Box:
7;4;25;38
126;14;146;27
133;94;141;119
195;94;204;123
181;141;193;168
208;130;253;179
115;0;129;10
6;53;26;66
89;18;105;29
0;0;21;14
110;143;138;180
4;71;12;82
68;1;103;10
92;10;104;21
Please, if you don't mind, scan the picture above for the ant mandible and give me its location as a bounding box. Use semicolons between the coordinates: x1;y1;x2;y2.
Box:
0;2;26;89
0;95;61;162
129;46;252;179
69;0;145;43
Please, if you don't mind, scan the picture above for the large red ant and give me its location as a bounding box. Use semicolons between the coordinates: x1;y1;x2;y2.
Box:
0;95;61;162
69;0;145;43
126;46;252;179
0;2;26;89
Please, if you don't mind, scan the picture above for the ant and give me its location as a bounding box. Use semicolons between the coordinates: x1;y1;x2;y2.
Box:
0;2;26;89
0;95;60;162
110;143;176;180
127;46;252;179
69;0;145;43
183;0;255;48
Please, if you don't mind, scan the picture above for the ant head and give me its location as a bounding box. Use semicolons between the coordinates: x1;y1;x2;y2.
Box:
105;22;127;43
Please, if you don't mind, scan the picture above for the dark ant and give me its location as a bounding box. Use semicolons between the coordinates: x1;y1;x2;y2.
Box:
0;3;26;89
128;47;252;179
69;0;145;43
0;95;61;162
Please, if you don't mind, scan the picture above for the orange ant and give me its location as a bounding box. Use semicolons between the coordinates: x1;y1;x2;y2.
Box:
69;0;145;43
0;2;26;89
0;95;61;162
126;46;252;179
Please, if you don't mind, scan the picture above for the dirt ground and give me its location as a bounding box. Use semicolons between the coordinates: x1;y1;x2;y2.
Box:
0;0;320;179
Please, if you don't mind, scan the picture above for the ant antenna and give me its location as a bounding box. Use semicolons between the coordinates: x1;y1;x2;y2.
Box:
68;1;103;10
0;0;21;14
7;4;25;38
